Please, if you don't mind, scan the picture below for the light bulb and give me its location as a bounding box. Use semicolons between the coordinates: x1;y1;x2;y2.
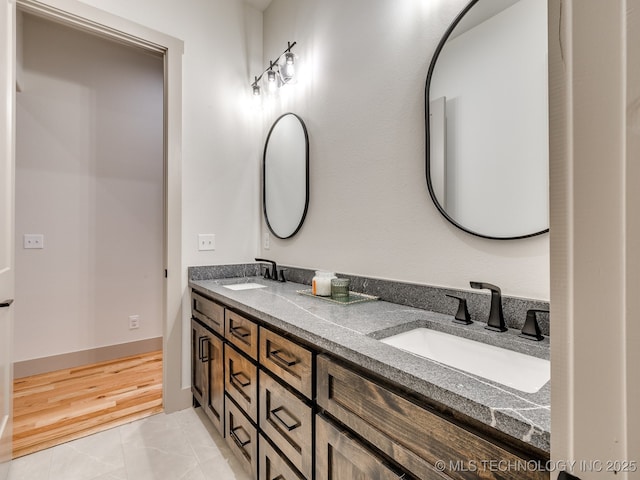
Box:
266;69;279;94
252;84;261;96
280;52;296;83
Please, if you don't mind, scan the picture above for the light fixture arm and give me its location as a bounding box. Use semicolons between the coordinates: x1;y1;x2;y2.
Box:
251;41;297;91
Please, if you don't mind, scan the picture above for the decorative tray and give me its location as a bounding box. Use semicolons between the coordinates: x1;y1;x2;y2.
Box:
296;289;379;305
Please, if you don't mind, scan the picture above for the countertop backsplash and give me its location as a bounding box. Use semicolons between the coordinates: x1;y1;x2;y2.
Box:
188;263;550;336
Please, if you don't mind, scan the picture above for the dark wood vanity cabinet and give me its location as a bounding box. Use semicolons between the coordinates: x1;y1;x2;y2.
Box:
316;355;549;480
191;288;549;480
190;316;224;436
191;292;311;479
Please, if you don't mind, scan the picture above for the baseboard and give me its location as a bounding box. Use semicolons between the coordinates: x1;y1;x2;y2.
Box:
14;337;163;378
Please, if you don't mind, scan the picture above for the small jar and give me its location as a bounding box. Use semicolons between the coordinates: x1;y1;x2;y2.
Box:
312;271;336;296
331;277;351;299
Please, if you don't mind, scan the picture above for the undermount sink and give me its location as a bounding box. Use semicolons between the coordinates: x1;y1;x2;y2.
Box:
223;283;267;291
380;328;550;393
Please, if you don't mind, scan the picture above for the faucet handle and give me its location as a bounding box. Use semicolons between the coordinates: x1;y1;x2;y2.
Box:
278;268;287;283
262;267;271;280
446;295;472;325
520;309;547;341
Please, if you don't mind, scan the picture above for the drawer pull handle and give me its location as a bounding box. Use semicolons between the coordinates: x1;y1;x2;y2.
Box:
270;406;300;431
269;349;298;368
198;335;209;363
198;336;209;362
230;425;251;448
231;371;251;388
206;315;221;328
229;324;251;340
0;299;13;308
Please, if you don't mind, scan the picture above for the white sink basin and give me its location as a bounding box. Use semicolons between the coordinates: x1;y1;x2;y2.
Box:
380;328;549;393
223;283;267;291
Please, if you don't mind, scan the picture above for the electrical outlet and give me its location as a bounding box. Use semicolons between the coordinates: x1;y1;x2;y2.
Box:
24;234;44;249
264;232;270;249
129;315;140;330
198;234;215;251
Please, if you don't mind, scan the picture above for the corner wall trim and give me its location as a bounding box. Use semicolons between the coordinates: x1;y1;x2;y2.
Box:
13;337;163;378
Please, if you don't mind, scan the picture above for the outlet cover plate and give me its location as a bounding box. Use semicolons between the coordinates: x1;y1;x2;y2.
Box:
24;234;44;249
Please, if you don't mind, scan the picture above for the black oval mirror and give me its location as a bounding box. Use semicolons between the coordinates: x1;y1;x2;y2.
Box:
426;0;549;239
263;113;309;239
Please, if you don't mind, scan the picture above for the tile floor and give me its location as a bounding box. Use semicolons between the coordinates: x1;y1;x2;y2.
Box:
7;408;250;480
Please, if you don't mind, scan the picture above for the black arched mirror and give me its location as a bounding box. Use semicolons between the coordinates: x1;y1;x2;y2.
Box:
263;113;309;239
426;0;549;239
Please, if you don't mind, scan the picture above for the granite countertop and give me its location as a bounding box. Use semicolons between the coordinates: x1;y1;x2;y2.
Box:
189;276;550;454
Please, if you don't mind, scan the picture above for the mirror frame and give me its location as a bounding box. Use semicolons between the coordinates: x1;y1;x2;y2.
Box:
263;112;310;239
425;0;549;240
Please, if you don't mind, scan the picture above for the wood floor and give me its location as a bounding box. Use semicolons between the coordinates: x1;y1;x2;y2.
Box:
12;350;163;458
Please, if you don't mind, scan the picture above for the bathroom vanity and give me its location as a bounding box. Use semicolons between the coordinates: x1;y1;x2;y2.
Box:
190;274;550;480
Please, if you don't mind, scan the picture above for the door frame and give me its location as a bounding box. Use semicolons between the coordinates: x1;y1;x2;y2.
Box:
13;0;188;412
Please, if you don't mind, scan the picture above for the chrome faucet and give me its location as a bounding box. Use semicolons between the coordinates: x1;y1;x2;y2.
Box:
470;282;507;332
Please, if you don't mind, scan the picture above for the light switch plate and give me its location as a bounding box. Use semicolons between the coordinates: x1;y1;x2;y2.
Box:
24;234;44;249
198;234;215;251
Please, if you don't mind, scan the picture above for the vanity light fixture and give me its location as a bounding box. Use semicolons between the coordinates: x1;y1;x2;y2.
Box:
251;41;297;97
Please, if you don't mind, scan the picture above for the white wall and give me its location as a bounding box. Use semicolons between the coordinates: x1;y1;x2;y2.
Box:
74;0;263;270
15;14;164;362
259;0;550;301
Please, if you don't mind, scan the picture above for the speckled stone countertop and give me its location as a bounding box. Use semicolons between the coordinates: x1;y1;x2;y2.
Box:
189;276;550;454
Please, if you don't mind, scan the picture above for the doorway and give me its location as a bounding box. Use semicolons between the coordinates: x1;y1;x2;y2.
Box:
1;0;184;473
13;11;164;455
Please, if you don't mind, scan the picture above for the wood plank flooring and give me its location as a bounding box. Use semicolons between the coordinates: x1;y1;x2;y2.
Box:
12;350;163;458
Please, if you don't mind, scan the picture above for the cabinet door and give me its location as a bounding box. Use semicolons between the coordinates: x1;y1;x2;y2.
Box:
191;320;207;406
202;331;224;436
316;415;407;480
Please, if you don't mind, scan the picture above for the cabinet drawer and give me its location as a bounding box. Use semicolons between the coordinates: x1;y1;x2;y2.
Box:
191;291;224;336
225;344;258;423
225;310;258;360
259;370;313;479
316;415;408;480
259;434;305;480
260;327;313;399
317;356;548;480
225;397;258;479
